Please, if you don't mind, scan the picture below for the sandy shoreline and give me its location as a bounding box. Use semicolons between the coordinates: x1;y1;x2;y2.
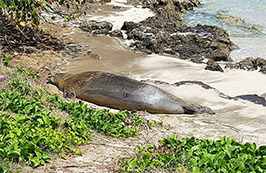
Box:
52;0;266;146
62;33;266;146
1;0;265;172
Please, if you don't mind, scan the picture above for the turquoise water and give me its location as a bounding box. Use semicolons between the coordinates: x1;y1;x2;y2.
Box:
184;0;266;61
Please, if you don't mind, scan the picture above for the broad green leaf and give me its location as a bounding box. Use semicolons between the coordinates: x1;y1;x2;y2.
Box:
199;157;208;167
37;118;44;125
0;148;6;157
7;151;20;158
192;167;200;173
237;161;245;171
190;158;198;166
0;143;6;148
129;159;137;168
35;151;42;159
31;157;40;166
226;146;238;158
42;153;50;160
42;115;50;125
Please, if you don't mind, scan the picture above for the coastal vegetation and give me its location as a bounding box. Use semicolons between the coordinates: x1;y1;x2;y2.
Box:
0;0;266;172
121;135;266;172
0;53;151;171
1;53;266;172
0;0;86;27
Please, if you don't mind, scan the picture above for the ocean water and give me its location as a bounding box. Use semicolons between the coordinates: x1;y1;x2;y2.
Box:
184;0;266;61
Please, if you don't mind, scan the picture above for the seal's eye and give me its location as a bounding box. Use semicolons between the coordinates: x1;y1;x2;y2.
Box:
123;93;128;98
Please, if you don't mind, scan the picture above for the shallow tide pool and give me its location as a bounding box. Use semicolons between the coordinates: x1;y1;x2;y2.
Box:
184;0;266;61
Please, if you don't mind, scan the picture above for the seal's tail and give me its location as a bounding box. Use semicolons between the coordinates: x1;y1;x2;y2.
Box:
183;104;215;114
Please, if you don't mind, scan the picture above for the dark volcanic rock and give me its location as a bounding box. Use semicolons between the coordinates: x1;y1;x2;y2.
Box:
121;21;140;32
128;0;200;15
110;29;123;38
239;57;258;71
205;59;224;72
189;24;235;61
226;57;266;74
123;0;235;62
260;65;266;74
92;29;110;35
80;20;125;38
80;20;113;34
123;20;235;61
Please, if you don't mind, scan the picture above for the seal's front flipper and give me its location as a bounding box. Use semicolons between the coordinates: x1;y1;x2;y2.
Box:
63;89;76;99
183;104;215;114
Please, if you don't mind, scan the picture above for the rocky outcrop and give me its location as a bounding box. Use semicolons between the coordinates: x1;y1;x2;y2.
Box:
216;13;244;25
226;57;266;74
260;65;266;74
80;20;113;31
216;13;264;32
110;29;123;38
205;59;224;72
123;0;236;62
79;20;123;38
128;0;200;15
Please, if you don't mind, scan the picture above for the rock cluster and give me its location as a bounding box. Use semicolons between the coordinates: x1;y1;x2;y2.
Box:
216;13;264;32
226;57;266;74
128;0;200;13
123;0;236;62
205;59;224;72
79;20;123;38
79;0;240;64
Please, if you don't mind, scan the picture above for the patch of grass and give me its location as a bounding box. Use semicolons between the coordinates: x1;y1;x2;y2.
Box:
49;95;148;139
120;134;266;172
1;53;13;67
0;90;91;168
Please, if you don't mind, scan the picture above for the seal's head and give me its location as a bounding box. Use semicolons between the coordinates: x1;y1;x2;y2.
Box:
47;73;66;88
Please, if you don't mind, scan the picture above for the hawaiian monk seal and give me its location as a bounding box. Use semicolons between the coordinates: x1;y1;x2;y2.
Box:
47;71;214;114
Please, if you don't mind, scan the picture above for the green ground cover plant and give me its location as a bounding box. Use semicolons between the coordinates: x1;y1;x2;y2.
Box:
0;0;86;27
0;57;150;171
49;95;147;139
1;54;13;67
2;54;265;172
0;77;91;170
121;134;266;172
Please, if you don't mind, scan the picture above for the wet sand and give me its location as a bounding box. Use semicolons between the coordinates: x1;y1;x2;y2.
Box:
61;29;144;75
130;54;266;145
58;23;266;146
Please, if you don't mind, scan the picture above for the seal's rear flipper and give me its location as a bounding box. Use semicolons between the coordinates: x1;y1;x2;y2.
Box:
183;104;215;114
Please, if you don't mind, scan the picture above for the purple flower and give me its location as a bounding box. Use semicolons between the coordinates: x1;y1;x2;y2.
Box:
130;114;134;118
0;75;5;80
126;118;131;124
